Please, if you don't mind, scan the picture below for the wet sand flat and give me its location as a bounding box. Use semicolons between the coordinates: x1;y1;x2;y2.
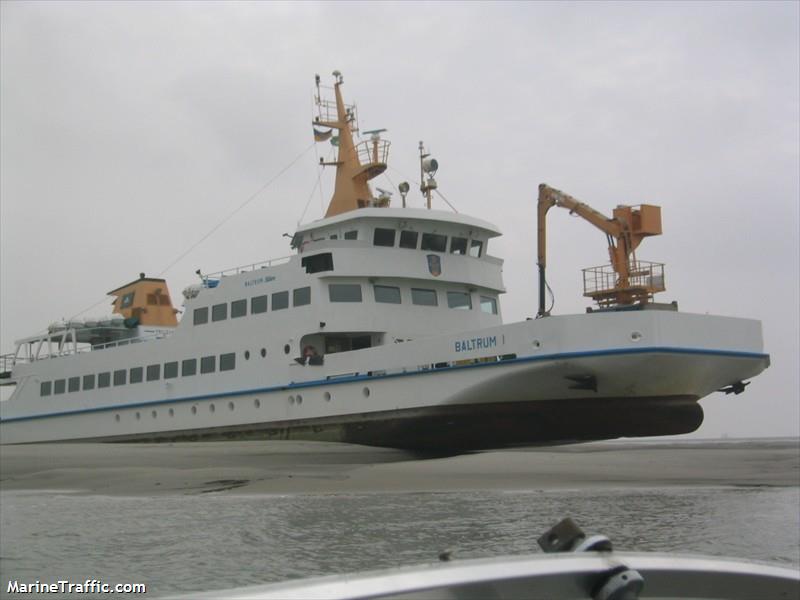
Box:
0;439;797;496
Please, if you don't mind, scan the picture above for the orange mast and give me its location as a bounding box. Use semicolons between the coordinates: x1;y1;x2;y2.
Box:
313;72;389;217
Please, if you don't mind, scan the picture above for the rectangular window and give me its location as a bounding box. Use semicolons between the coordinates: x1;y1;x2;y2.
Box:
293;286;311;307
97;372;110;388
272;291;289;310
54;379;66;394
164;361;179;379
450;237;468;255
83;374;95;390
480;296;498;315
329;283;362;302
231;299;247;318
373;228;396;247
302;252;334;273
147;293;158;305
469;239;483;258
220;352;236;372
193;307;208;325
251;295;268;314
182;358;197;377
129;367;143;384
411;288;438;306
447;291;472;310
200;355;216;374
212;303;227;322
68;376;80;392
113;369;127;386
421;233;447;253
146;364;160;381
344;230;358;240
399;230;418;249
374;285;401;304
40;381;51;396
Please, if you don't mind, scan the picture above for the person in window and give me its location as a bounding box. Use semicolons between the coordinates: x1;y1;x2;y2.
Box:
302;345;323;366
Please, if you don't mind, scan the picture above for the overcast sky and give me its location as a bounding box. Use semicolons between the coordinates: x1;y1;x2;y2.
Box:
1;1;798;438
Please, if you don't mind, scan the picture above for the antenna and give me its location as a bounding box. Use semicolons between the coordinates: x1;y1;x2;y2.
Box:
419;141;439;210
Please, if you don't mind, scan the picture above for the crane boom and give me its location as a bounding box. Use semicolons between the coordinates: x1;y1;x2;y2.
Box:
536;183;665;317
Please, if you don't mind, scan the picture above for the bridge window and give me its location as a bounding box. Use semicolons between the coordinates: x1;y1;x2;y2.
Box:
302;252;334;273
193;307;208;325
146;364;160;381
220;352;236;372
98;372;111;388
399;230;418;249
68;376;81;392
344;230;358;240
373;228;395;247
120;292;135;309
164;361;179;379
113;369;127;386
212;303;227;322
411;288;438;306
329;283;362;302
251;295;268;314
421;233;447;253
200;355;216;374
83;374;96;390
40;381;51;396
231;299;247;318
450;237;468;255
54;379;66;394
129;367;143;384
480;296;498;315
182;358;197;377
374;285;401;304
272;291;289;310
293;286;311;307
469;239;483;258
447;291;472;310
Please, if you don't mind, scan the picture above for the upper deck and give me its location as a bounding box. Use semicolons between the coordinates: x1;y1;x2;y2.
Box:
294;207;501;239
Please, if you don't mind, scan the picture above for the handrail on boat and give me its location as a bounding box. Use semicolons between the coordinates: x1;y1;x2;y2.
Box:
1;328;176;367
203;255;292;280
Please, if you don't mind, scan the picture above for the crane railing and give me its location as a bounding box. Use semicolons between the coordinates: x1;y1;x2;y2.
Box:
582;261;666;307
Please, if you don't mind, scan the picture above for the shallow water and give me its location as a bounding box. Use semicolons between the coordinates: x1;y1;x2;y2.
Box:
1;486;798;597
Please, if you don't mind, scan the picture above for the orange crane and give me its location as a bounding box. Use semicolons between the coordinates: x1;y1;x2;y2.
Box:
537;183;665;317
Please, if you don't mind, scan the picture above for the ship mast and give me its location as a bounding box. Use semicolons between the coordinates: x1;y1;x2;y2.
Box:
314;72;389;218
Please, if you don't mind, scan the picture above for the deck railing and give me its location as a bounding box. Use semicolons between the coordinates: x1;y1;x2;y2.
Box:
355;138;390;166
1;328;176;370
582;260;666;298
203;255;292;280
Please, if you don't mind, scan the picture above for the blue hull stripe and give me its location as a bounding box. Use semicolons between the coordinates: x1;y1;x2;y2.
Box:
0;346;769;424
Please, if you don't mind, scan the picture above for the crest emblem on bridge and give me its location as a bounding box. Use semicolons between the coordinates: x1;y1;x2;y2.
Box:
427;254;442;277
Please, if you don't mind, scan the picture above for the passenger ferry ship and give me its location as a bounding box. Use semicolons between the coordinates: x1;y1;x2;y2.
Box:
0;73;770;450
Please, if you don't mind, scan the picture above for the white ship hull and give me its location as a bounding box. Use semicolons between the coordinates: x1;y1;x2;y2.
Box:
0;310;769;450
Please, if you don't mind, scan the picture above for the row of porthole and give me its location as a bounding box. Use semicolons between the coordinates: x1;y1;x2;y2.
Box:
243;349;268;360
114;387;360;423
112;387;365;422
242;345;292;361
115;399;253;422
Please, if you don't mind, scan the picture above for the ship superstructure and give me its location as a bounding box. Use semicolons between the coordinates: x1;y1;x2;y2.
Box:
0;73;769;449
